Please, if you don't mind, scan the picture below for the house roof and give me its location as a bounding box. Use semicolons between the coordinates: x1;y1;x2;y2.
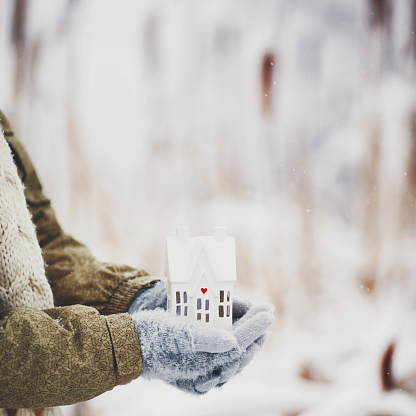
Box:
165;229;237;284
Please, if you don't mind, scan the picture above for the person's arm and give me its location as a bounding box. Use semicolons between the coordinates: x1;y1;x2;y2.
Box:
0;111;159;314
0;111;274;402
0;305;141;408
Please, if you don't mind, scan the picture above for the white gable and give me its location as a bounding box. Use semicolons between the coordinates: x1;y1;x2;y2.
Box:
165;227;237;284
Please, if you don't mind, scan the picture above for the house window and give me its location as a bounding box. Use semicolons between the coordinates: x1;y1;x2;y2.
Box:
182;291;188;315
218;289;231;318
175;291;188;316
197;298;209;321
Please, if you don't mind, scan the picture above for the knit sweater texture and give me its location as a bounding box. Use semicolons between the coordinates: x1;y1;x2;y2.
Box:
0;131;54;311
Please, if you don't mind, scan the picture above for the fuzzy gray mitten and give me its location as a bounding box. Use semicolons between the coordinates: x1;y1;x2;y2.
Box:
129;304;274;394
130;309;239;381
128;281;167;312
178;303;274;394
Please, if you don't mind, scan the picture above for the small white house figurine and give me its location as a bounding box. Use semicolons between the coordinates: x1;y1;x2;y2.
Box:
165;226;236;329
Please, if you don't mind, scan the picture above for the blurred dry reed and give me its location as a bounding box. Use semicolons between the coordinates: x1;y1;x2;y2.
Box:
1;0;416;329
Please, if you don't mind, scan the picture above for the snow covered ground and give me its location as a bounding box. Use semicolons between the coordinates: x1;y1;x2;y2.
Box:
1;0;416;414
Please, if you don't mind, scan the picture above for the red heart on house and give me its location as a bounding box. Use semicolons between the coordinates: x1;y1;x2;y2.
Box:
201;288;207;294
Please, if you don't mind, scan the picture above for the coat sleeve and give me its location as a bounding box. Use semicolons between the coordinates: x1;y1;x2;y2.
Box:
0;111;159;314
0;305;142;408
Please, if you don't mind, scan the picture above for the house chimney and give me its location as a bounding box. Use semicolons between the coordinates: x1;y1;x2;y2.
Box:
213;226;227;240
176;226;189;243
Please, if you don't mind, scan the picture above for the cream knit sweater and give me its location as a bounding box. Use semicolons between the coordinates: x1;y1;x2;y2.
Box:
0;129;57;416
0;130;54;311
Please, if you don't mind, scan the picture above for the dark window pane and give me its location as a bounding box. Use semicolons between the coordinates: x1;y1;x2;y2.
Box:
176;305;181;315
183;291;187;303
220;290;224;302
197;299;201;310
227;305;230;317
205;300;209;310
176;291;180;304
184;306;188;316
206;314;209;323
197;313;201;321
227;291;230;302
219;305;224;317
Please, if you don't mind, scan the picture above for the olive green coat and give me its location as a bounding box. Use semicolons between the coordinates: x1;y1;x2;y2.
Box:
0;111;159;408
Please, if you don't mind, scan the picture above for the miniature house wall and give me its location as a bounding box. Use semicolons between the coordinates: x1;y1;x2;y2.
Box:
165;226;237;329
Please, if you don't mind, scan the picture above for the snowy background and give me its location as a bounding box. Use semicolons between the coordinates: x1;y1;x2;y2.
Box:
1;0;416;414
